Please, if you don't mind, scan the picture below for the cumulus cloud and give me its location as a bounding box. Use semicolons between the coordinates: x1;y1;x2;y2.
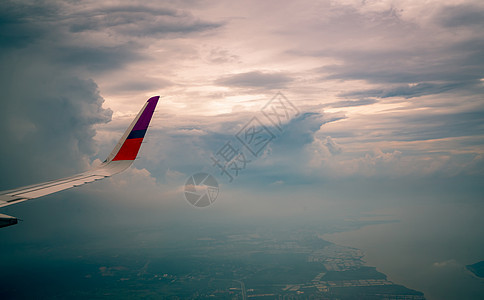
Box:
0;2;114;189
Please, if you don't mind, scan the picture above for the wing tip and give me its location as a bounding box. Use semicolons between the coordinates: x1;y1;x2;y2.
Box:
148;96;160;103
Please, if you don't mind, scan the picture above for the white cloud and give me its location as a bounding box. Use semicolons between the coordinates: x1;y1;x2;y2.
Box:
433;259;460;268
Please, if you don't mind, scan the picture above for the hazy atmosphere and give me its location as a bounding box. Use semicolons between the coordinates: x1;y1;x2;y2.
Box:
1;1;483;299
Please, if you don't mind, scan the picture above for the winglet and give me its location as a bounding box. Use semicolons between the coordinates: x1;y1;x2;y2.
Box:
105;96;159;163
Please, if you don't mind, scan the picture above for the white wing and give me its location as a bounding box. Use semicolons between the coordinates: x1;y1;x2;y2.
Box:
0;96;159;227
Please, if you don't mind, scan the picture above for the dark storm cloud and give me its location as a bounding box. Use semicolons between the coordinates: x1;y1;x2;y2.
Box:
0;61;112;189
68;5;180;33
117;15;221;37
0;1;57;48
215;71;293;89
0;1;223;71
56;45;142;72
0;1;114;189
0;1;143;73
68;5;222;37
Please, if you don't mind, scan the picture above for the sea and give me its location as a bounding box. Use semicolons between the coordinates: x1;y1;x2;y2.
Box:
324;202;484;300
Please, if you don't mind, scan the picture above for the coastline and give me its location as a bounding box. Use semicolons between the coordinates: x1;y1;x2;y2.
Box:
323;202;484;300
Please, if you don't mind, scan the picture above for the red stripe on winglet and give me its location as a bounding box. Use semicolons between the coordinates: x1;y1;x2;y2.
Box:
112;138;143;161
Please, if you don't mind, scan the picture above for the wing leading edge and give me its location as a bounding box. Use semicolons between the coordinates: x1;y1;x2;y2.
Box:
0;96;159;227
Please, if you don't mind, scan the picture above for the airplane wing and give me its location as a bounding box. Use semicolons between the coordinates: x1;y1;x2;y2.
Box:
0;96;159;228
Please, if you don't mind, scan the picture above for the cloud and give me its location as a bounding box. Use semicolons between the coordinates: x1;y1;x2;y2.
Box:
0;0;57;48
0;1;225;95
205;48;240;64
324;136;343;155
1;95;110;187
0;1;114;189
68;6;181;33
274;112;327;148
327;98;378;108
433;259;460;268
341;83;456;99
216;111;344;185
68;5;222;37
215;71;293;89
165;168;185;182
56;45;143;72
101;77;173;96
0;58;112;189
281;2;484;103
320;46;483;86
439;4;484;28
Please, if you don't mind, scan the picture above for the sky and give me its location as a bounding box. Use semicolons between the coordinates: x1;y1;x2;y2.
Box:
1;0;483;189
0;0;483;298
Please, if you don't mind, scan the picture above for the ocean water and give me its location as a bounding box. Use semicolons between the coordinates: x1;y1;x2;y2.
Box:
324;202;484;300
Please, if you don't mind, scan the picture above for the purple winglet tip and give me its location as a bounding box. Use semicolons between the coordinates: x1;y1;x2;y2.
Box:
132;96;159;131
148;96;160;103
